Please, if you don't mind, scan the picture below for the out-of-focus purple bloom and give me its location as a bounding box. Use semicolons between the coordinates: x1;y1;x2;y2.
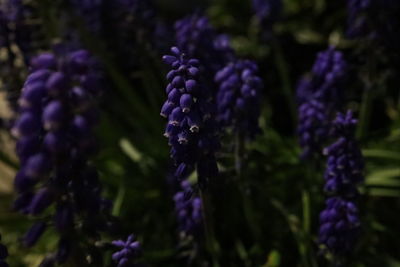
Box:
322;111;364;196
297;100;329;159
174;181;202;237
161;47;219;187
251;0;282;39
112;235;141;267
296;47;348;159
68;0;103;34
318;111;364;260
251;0;283;26
175;14;234;78
347;0;400;49
215;60;263;139
319;197;360;257
0;233;9;267
12;49;109;265
298;47;347;105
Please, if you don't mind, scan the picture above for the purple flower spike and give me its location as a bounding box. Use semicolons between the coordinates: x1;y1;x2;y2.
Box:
12;49;110;264
296;47;348;159
318;111;364;262
161;47;219;186
173;181;203;237
215;59;263;139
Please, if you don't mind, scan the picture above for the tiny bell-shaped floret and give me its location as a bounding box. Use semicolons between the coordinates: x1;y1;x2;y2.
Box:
20;82;47;108
29;187;54;215
12;112;41;137
180;94;193;113
23;222;47;247
43;101;65;130
169;107;184;126
46;72;68;96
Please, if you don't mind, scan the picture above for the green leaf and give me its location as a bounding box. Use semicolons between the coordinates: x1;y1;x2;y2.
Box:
362;149;400;161
366;168;400;187
364;188;400;197
262;250;280;267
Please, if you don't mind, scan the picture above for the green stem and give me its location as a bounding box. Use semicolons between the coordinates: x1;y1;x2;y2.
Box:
270;198;311;267
199;189;220;267
234;132;261;241
112;176;126;217
357;88;374;140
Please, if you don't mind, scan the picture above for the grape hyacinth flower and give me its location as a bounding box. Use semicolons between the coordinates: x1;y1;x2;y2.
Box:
174;180;202;238
319;111;364;261
175;14;234;79
0;233;8;267
322;111;364;196
112;235;141;267
215;59;263;139
161;47;219;187
319;197;360;258
296;47;348;159
11;49;109;265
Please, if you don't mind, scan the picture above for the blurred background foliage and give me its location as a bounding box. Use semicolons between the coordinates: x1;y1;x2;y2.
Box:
0;0;399;266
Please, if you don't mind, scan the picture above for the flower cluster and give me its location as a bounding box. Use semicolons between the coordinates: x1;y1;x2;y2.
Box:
0;233;8;267
319;197;360;257
319;111;364;259
112;235;141;267
161;47;219;186
215;60;263;139
296;47;348;159
173;180;202;237
11;50;109;265
347;0;400;49
322;111;364;196
175;14;234;79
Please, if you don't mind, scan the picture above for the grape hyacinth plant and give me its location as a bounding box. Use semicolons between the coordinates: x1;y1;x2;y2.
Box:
11;49;110;265
161;46;219;252
0;233;8;267
297;47;348;159
215;59;263;139
319;111;364;262
161;46;219;187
